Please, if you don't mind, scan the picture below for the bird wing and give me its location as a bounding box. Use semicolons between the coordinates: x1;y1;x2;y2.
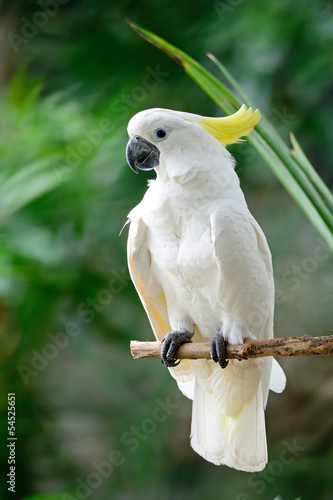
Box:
210;205;276;408
210;204;274;342
190;206;285;469
127;214;195;397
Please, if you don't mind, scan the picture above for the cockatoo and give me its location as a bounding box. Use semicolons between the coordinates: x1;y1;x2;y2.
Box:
125;105;286;472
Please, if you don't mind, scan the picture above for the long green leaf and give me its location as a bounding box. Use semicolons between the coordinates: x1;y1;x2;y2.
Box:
130;22;333;248
209;54;333;231
129;22;238;112
0;156;63;222
290;132;333;209
248;132;333;246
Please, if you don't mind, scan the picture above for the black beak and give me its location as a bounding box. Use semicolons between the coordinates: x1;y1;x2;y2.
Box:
126;136;160;173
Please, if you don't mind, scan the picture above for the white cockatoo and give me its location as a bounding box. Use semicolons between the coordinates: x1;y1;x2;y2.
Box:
125;105;286;472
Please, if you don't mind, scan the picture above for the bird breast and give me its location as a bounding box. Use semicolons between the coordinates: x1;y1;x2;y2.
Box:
144;196;219;292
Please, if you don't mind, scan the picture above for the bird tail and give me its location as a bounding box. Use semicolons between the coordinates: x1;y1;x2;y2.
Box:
190;365;268;472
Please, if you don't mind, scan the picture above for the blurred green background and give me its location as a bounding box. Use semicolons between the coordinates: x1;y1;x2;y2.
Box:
0;1;332;499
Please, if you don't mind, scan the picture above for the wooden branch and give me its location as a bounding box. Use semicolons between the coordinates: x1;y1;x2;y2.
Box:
130;335;333;360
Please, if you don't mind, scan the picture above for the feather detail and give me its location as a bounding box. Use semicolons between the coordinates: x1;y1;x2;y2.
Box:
270;358;287;393
190;376;267;471
199;105;261;146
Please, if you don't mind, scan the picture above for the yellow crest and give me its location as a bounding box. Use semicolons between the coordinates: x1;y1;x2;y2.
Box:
199;105;260;146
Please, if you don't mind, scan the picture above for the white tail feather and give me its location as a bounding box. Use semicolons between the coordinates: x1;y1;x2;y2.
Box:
269;358;286;393
190;375;268;471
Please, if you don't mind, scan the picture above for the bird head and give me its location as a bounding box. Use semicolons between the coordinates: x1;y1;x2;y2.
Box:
126;105;260;181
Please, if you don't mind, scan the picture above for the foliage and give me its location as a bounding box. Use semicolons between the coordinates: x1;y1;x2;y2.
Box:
0;1;332;500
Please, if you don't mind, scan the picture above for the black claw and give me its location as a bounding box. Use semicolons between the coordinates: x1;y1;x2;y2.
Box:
210;332;229;369
161;329;194;367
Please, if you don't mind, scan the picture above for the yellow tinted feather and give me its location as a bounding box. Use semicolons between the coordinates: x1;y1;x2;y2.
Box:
199;105;260;146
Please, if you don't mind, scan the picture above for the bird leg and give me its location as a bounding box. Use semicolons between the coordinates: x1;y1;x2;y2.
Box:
210;331;229;369
161;328;194;367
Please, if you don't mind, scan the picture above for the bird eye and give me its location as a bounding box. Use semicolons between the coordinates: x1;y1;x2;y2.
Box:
153;127;169;141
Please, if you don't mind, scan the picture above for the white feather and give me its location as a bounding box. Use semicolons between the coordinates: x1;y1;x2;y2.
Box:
190;372;267;471
270;358;287;393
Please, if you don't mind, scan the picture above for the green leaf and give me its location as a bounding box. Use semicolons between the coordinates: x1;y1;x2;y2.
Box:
290;132;333;209
209;54;333;233
129;22;333;249
128;21;238;112
0;156;63;223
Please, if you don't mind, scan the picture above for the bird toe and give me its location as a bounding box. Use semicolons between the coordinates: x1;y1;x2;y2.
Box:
161;329;193;367
210;331;229;369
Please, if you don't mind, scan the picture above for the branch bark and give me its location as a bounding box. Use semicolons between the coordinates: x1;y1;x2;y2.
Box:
130;335;333;360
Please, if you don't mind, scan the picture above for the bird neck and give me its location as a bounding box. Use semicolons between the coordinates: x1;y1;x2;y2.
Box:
154;153;247;208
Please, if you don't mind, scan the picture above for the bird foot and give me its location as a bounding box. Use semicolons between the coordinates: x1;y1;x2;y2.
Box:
161;329;194;367
210;331;229;369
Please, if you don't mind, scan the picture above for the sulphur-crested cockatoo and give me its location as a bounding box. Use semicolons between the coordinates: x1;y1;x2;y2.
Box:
125;105;286;472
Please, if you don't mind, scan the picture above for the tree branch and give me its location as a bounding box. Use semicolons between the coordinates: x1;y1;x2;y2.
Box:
130;335;333;360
